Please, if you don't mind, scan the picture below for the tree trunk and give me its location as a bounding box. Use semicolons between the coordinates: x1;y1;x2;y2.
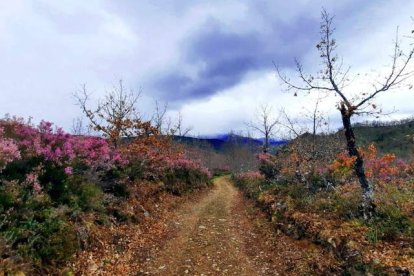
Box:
340;105;375;219
263;135;269;153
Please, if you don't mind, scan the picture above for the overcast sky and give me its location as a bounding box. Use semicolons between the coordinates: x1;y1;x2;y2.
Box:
1;0;413;137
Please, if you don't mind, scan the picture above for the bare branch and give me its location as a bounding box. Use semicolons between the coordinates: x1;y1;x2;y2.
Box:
152;100;169;134
246;104;280;152
356;32;414;109
74;80;144;146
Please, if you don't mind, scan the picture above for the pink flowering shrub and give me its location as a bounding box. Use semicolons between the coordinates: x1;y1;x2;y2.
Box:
0;127;21;171
0;116;213;271
7;120;125;169
0;119;128;204
1;117;211;193
25;170;42;194
121;135;212;189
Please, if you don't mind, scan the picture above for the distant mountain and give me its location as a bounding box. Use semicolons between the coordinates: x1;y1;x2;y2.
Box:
173;118;414;158
173;134;287;151
255;137;289;146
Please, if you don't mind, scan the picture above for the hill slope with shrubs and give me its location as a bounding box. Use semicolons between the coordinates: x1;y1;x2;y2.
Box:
233;133;414;275
0;117;211;274
352;119;414;158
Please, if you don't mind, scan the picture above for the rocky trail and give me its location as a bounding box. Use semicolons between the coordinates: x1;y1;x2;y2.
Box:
139;176;340;275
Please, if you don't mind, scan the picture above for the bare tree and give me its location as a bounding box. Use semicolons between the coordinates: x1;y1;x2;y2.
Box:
152;100;169;134
74;80;144;147
71;117;91;135
281;95;329;149
276;10;414;219
247;104;280;153
174;111;193;137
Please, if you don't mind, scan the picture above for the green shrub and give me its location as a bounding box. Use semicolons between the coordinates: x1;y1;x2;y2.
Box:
344;261;389;276
212;168;231;177
77;182;103;211
232;175;263;200
124;162;144;181
0;181;22;211
163;168;210;195
97;166;131;197
64;176;104;211
111;182;130;198
2;205;79;267
35;220;78;264
0;179;81;268
333;193;361;219
366;205;414;242
0;157;42;183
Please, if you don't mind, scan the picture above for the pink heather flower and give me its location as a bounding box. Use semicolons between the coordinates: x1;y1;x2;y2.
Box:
64;166;73;175
0;128;21;170
33;181;42;194
25;172;42;194
4;119;124;170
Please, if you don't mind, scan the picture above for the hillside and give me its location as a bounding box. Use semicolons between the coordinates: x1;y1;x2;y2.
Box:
175;119;414;159
352;120;414;158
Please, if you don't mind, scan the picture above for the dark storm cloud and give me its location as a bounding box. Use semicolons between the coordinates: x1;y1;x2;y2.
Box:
152;16;318;102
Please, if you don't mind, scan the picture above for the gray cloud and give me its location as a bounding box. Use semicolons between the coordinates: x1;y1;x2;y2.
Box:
151;16;318;102
0;0;413;135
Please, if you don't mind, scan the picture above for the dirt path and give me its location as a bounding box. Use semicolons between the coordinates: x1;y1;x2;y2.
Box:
140;176;340;275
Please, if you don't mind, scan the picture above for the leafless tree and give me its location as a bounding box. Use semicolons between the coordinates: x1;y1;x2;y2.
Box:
152;100;168;134
247;104;280;153
74;80;143;147
281;94;330;146
173;111;193;137
71;117;91;135
276;10;414;219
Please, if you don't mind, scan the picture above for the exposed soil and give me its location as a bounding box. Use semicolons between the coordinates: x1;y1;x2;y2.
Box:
71;176;340;275
139;176;341;275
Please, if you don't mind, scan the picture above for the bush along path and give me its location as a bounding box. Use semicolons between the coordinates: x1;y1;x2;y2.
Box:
139;176;341;275
235;142;414;275
0;118;212;274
